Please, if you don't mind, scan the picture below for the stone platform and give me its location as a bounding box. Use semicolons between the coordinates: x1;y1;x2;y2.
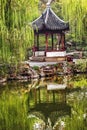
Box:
25;61;63;67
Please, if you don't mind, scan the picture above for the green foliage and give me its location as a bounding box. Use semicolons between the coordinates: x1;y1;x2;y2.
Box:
75;59;87;72
71;74;87;87
0;64;8;77
64;91;87;130
61;0;87;45
0;0;39;63
0;91;37;130
74;78;87;87
32;66;39;71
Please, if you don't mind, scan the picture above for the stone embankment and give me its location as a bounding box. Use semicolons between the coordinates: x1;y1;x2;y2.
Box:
1;59;87;84
5;62;72;82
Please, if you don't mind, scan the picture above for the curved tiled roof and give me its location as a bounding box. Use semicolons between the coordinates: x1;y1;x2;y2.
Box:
32;7;69;32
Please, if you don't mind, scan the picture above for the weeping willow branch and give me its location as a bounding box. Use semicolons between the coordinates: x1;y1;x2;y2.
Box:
61;0;87;46
0;0;39;64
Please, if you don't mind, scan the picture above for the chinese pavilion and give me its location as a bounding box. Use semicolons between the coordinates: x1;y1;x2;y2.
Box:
31;1;69;62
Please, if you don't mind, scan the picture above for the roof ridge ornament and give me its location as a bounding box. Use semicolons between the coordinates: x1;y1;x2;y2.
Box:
46;0;52;8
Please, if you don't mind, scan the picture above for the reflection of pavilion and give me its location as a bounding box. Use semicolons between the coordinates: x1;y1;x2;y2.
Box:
28;81;71;126
47;83;66;91
46;75;67;91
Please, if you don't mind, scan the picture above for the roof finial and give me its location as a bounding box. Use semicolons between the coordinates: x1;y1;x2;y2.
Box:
46;0;52;7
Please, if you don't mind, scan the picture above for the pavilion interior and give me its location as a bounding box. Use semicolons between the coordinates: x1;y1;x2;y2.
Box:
30;33;66;62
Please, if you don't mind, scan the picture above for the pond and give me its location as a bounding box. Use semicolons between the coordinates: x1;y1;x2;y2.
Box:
0;74;87;130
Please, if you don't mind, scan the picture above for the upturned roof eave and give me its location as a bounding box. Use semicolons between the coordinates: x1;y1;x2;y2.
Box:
32;7;69;31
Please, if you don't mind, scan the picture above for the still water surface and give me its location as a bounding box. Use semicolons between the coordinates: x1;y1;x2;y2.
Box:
0;74;87;130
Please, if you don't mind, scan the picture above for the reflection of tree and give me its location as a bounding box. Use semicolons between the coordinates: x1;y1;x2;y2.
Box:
69;74;87;88
66;90;87;130
43;75;66;84
28;84;71;127
29;103;71;127
29;111;45;121
27;75;87;129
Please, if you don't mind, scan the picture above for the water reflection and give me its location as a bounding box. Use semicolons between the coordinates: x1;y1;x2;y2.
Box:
0;75;87;130
27;75;87;130
28;76;71;129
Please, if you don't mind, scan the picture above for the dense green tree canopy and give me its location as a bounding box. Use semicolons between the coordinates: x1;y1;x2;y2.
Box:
61;0;87;46
0;0;39;63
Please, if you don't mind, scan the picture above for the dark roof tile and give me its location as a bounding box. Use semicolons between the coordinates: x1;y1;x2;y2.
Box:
32;7;69;32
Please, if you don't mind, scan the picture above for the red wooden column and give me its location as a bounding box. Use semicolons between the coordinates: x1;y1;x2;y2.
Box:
57;34;61;50
37;34;39;51
51;34;54;50
61;32;65;50
45;33;48;55
33;34;36;56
